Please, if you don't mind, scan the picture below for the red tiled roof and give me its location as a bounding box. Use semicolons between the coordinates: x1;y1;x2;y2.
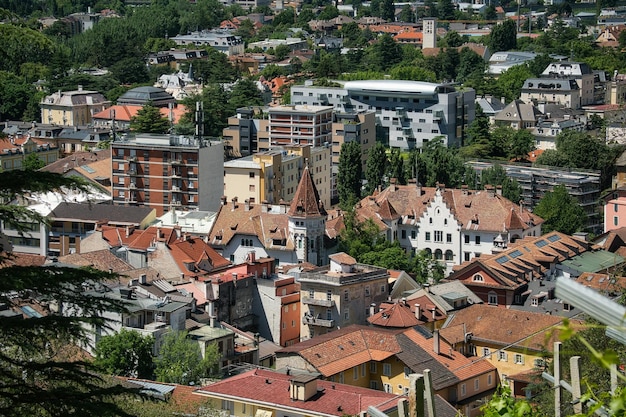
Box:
328;252;356;265
169;235;231;278
92;104;187;123
196;368;403;416
367;301;421;328
440;304;563;352
288;165;327;217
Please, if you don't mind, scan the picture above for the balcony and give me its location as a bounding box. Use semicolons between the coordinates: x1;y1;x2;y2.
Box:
170;159;183;165
129;183;137;189
171;200;182;206
301;297;334;307
302;315;334;328
171;171;182;178
128;156;138;162
128;169;138;176
172;185;181;192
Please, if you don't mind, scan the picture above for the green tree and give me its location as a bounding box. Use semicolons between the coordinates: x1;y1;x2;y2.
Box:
412;249;445;283
365;142;388;194
380;0;395;21
0;71;39;122
94;329;154;379
508;128;535;161
22;153;45;171
534;184;585;234
337;141;363;209
318;5;339;19
496;65;533;102
130;104;171;134
441;30;464;47
0;24;57;73
363;34;402;71
154;331;218;385
0;172;139;416
489;19;517;52
480;164;522;202
437;0;455;20
109;57;150;85
229;78;264;110
399;4;416;22
388;148;406;185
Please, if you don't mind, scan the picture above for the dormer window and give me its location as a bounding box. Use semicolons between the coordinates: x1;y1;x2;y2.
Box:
473;274;484;282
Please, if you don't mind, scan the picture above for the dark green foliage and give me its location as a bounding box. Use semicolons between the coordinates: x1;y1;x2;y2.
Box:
365;142;388;194
480;164;522;202
130;104;171;134
95;329;154;379
22;153;45;171
108;57;150;85
489;19;517;52
0;71;39;122
411;138;470;188
154;331;219;385
363;34;402;72
229;78;264;109
380;0;395;21
0;24;57;73
437;0;455;20
0;171;139;417
533;184;585;234
388;148;406;185
398;4;416;23
338;141;363;209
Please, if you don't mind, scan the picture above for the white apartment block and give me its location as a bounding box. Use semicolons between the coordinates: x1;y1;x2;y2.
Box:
291;80;475;150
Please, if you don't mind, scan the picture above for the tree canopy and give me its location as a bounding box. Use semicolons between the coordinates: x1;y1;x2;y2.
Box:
95;329;154;379
533;184;586;235
154;331;219;385
0;170;140;416
130;104;171;134
337;141;363;209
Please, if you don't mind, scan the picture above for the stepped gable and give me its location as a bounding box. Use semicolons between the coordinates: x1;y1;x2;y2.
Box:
288;165;327;217
358;183;542;233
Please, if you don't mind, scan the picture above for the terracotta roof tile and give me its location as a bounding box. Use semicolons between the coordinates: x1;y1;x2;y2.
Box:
288;166;327;217
196;369;403;416
367;301;421;328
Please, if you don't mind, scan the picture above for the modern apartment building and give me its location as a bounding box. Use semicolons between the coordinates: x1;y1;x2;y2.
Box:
170;30;245;56
291;80;476;150
111;133;224;216
223;144;332;209
296;252;390;340
40;86;110;127
466;161;602;232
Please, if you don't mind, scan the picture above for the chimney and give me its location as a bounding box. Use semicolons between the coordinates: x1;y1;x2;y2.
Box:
415;303;421;320
221;195;228;206
436;182;445;192
231;197;238;210
461;184;468;196
496;185;502;196
289;375;319;401
390;177;397;191
433;329;440;355
78;85;83;92
370;303;376;317
423;283;430;293
416;181;422;196
261;200;269;213
430;307;436;320
486;184;495;197
401;297;407;306
245;198;250;211
139;274;147;284
248;251;256;263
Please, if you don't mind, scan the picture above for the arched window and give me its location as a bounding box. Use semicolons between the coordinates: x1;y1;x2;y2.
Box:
473;274;484;282
424;248;432;258
445;250;453;261
444;219;447;225
434;249;443;260
429;217;433;224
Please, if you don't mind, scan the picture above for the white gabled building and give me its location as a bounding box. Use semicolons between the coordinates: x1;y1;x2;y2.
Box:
355;181;544;275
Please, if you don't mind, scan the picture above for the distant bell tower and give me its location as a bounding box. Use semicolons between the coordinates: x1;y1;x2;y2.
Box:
423;18;437;49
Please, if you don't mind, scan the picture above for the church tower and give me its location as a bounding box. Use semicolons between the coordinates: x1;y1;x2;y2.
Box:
423;18;437;49
288;165;327;266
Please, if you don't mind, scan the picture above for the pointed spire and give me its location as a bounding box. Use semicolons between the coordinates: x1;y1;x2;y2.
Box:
288;165;327;217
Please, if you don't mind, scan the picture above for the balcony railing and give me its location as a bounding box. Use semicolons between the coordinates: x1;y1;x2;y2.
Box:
301;297;334;307
302;315;335;328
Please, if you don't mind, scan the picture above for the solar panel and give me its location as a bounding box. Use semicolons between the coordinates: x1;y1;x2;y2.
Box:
509;250;523;258
496;255;509;264
81;165;96;174
535;240;548;248
547;234;561;242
